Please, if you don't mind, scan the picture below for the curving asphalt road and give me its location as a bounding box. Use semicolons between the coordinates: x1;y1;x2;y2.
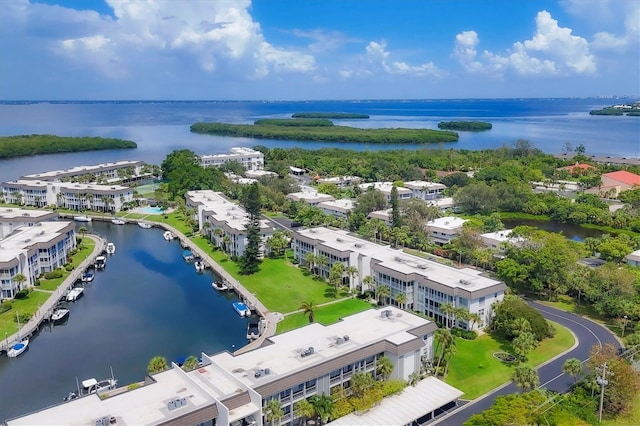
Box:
433;301;623;425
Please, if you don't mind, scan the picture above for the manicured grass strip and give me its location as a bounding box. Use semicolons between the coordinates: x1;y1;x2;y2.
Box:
37;239;95;291
0;291;51;336
276;299;375;334
192;236;336;313
445;320;574;399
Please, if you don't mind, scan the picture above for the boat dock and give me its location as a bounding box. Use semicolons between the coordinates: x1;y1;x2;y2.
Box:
0;235;106;354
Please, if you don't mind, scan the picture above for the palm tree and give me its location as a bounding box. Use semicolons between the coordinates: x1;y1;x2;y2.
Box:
299;300;316;323
147;356;169;374
345;265;358;293
394;292;407;310
377;284;390;306
468;312;482;330
434;328;454;375
13;273;27;291
328;262;344;296
376;355;394;380
350;371;375;398
512;317;532;336
294;399;315;426
440;302;455;329
265;399;283;426
511;365;539;393
442;344;457;377
562;358;583;384
512;331;538;362
182;356;200;372
309;394;334;425
362;275;374;296
304;252;316;273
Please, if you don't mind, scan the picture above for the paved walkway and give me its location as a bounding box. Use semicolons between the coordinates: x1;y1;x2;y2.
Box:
0;234;105;353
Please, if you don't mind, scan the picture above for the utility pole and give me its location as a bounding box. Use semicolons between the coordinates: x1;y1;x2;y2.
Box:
621;315;628;338
597;362;612;424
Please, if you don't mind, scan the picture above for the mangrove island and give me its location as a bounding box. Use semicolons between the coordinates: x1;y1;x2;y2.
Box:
291;112;370;119
589;102;640;116
0;135;137;159
190;120;458;144
437;121;493;131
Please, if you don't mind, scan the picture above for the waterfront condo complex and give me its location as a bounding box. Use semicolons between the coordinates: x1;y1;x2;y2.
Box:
6;307;463;426
199;147;265;171
293;227;506;330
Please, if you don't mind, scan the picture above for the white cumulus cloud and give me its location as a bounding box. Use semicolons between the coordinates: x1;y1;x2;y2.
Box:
361;41;442;77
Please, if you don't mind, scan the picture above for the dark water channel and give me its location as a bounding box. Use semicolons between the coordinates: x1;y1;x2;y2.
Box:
501;219;606;242
0;221;251;421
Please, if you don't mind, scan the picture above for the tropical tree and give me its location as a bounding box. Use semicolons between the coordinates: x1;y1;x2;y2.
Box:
468;312;482;330
350;371;375;398
345;265;359;292
434;328;455;375
294;399;315;426
376;355;394;380
13;273;27;291
512;331;538;362
512;365;540;393
442;344;457;377
309;394;334;425
304;252;317;273
394;292;407;310
299;300;316;323
328;262;344;296
182;356;200;372
440;302;455;328
377;284;390;305
147;356;169;374
239;183;262;274
362;275;374;296
562;358;583;384
265;399;283;426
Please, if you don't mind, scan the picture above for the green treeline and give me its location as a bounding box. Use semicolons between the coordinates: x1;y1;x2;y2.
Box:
589;104;640;116
254;118;334;127
190;122;458;144
438;121;492;131
291;112;370;119
0;135;137;159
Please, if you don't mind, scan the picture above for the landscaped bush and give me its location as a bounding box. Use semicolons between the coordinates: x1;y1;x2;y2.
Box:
34;279;41;286
64;264;74;271
0;302;13;314
14;312;31;323
452;328;478;340
490;295;554;341
44;269;64;279
14;289;29;300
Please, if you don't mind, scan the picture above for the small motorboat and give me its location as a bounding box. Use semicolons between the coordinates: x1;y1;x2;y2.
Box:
51;308;70;323
7;339;29;358
83;270;95;282
212;281;229;291
163;231;175;241
111;218;126;225
94;256;106;270
66;287;84;302
79;376;118;396
194;257;205;272
182;250;194;262
232;301;251;317
246;321;260;340
138;222;152;229
73;215;92;222
106;243;116;255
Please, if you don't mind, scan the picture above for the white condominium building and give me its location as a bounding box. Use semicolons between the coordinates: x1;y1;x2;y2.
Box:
403;181;447;201
0;221;76;300
200;147;265;171
0;207;59;239
293;227;506;330
358;182;412;201
1;180;135;212
425;216;468;245
7;308;463;426
316;176;362;188
286;191;335;206
185;190;274;258
19;160;151;185
317;199;355;218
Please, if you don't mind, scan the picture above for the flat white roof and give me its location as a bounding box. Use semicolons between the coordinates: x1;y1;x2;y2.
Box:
327;376;463;426
358;182;411;195
317;199;355;212
200;147;263;160
20;161;142;179
317;176;361;184
186;190;272;232
480;229;515;242
210;307;430;389
297;227;503;293
7;368;216;426
0;221;72;262
403;180;447;190
287;191;336;203
4;180;130;192
426;216;467;230
244;170;276;178
0;207;54;220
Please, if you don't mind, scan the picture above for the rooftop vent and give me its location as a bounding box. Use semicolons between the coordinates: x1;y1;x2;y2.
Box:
21;213;30;217
94;416;115;426
417;264;428;270
354;243;362;248
380;309;393;318
167;397;187;411
459;279;472;286
254;368;271;378
300;347;315;358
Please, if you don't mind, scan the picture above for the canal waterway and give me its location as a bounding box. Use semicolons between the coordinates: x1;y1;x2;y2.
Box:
0;221;252;422
501;219;606;241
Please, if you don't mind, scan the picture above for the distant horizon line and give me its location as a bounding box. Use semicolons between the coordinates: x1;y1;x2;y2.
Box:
0;96;638;103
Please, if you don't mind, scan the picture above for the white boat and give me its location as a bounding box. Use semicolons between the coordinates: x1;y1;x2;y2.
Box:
163;231;175;241
232;301;251;317
7;339;29;358
82;271;95;282
51;308;70;323
111;218;126;225
212;281;229;291
94;256;106;269
73;215;92;222
66;287;84;302
194;257;205;272
80;377;118;396
138;222;153;229
106;243;116;255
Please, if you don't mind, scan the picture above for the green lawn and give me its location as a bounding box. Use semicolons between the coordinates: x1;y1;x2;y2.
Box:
38;239;95;291
191;236;337;313
276;299;375;333
0;290;51;336
445;320;574;399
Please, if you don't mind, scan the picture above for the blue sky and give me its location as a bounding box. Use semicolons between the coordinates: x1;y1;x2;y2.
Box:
1;0;638;100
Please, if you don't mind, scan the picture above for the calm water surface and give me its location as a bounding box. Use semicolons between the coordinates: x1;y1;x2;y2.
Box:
502;219;605;241
0;221;251;421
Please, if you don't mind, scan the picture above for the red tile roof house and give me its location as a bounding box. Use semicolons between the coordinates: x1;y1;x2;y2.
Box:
586;170;640;198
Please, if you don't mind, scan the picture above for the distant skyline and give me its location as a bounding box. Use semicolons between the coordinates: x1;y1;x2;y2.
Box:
1;0;639;100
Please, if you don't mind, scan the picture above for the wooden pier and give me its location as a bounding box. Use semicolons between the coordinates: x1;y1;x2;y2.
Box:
0;235;106;353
